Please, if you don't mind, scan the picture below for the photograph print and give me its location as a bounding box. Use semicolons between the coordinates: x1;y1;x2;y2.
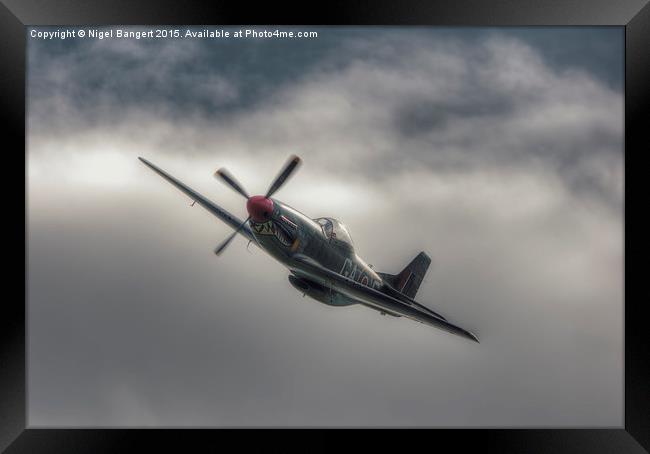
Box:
27;25;623;427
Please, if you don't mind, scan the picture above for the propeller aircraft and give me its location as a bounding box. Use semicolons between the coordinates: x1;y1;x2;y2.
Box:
139;155;479;343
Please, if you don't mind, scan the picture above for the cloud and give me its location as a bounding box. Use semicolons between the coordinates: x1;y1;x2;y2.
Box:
28;28;623;426
29;30;623;208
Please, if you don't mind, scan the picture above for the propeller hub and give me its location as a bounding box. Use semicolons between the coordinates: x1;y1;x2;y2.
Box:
247;195;274;223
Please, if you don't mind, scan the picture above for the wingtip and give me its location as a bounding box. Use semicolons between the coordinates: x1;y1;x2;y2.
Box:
459;327;480;343
138;157;157;169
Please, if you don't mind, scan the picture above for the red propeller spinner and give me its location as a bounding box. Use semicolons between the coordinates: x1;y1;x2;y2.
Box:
246;195;274;223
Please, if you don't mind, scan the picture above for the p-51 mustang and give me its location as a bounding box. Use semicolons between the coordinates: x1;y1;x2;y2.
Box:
139;155;479;343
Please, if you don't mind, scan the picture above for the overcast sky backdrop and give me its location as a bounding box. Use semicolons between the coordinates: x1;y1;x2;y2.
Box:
27;26;623;427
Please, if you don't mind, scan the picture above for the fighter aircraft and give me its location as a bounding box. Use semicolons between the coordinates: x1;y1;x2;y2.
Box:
139;155;479;343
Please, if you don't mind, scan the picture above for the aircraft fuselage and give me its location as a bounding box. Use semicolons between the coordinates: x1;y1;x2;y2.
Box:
249;198;387;308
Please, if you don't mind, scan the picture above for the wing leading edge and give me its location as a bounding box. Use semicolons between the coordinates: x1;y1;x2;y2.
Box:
138;157;255;242
292;255;479;343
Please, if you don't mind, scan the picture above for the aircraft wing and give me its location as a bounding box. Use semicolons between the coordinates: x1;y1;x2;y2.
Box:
138;157;255;242
291;255;479;343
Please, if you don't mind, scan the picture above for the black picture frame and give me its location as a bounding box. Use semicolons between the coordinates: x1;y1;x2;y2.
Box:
2;1;648;452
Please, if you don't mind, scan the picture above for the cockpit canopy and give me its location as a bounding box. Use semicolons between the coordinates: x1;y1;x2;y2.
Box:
314;217;354;249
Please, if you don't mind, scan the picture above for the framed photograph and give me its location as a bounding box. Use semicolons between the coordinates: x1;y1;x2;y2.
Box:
2;0;648;451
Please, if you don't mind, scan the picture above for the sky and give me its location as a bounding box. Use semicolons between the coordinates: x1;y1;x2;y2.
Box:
27;26;623;427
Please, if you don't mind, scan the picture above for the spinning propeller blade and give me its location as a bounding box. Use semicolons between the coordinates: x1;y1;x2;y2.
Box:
215;216;251;255
265;155;302;198
214;168;250;199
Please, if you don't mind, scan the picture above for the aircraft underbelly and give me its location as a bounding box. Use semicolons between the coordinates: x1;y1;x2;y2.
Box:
288;275;357;306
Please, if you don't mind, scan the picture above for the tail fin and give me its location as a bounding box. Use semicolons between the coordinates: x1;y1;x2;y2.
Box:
378;252;431;299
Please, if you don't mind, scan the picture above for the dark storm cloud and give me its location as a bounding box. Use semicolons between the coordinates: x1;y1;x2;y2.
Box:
393;94;517;136
28;26;358;127
28;27;623;206
28;27;623;128
28;27;623;426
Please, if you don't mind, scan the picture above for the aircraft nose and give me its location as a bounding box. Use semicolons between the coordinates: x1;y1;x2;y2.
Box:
246;195;274;222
